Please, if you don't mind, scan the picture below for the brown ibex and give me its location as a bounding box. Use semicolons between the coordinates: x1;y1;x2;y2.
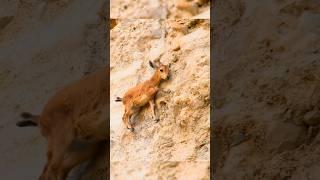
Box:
16;68;108;180
115;60;170;132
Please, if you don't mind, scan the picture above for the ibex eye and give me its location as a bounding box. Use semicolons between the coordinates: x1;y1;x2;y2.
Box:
160;69;163;72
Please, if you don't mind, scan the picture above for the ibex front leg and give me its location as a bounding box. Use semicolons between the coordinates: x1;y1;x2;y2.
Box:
149;99;159;122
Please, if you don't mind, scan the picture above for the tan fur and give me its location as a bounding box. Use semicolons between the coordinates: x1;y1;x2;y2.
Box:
119;61;170;131
22;68;108;180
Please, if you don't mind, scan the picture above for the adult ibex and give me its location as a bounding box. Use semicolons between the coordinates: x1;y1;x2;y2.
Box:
16;68;108;180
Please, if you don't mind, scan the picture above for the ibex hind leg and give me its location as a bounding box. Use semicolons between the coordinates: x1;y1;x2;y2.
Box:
123;111;134;132
56;142;101;180
44;128;74;180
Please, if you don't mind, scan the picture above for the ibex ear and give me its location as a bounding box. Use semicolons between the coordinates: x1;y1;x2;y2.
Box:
149;61;156;69
155;61;161;67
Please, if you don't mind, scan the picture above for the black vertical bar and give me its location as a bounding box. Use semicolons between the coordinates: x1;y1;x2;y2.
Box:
105;0;110;179
210;0;215;179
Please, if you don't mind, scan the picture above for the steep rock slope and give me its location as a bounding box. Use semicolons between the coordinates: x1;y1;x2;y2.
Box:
167;0;210;19
110;19;210;179
110;0;166;19
213;0;320;179
110;0;210;19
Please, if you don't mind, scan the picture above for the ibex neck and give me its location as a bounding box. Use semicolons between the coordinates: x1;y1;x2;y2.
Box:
150;72;161;86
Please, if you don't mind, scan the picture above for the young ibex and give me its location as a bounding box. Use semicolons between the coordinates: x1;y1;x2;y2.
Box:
115;60;170;132
16;68;108;180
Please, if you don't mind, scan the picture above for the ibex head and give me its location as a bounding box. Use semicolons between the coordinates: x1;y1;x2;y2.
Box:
149;60;170;80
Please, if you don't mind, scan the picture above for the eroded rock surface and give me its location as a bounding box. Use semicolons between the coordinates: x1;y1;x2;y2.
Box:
110;19;210;179
213;0;320;179
110;0;210;19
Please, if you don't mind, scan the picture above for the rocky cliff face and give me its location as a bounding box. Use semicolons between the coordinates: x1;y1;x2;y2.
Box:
213;0;320;179
0;0;106;179
110;19;210;179
110;0;210;19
